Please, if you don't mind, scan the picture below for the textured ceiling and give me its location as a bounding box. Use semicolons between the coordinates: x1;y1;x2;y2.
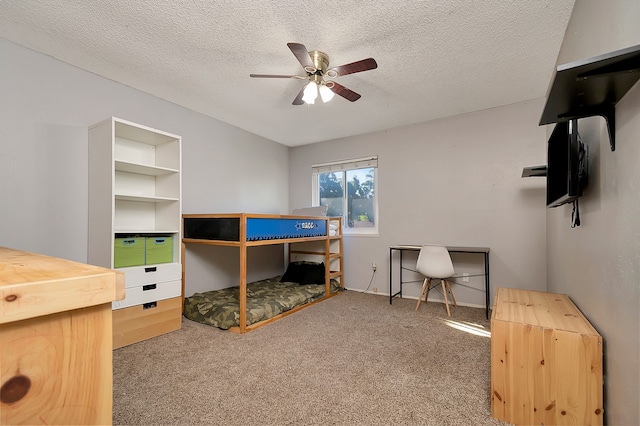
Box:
0;0;574;146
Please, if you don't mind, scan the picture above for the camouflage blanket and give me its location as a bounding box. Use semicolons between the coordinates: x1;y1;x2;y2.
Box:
183;276;341;329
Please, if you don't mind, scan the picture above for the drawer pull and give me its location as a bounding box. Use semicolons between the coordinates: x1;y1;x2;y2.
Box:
143;301;157;310
143;284;157;291
144;267;157;273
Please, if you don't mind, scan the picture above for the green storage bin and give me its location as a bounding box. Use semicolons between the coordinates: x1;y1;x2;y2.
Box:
114;237;145;268
145;236;173;265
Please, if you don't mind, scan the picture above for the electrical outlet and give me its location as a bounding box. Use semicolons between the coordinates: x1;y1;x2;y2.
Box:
372;262;377;272
373;287;378;293
463;272;469;283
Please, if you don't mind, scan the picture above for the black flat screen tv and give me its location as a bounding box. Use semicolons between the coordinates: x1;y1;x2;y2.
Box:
546;119;587;208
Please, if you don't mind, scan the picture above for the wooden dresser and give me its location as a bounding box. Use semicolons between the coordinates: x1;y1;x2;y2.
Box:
0;247;124;425
491;287;603;425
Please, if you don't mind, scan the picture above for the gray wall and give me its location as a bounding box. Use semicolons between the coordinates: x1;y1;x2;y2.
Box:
5;6;638;420
289;99;549;308
547;1;640;424
0;38;289;295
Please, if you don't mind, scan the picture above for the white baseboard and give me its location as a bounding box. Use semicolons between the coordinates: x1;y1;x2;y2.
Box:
344;287;485;310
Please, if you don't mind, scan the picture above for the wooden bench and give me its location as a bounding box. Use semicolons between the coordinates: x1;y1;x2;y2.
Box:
491;287;603;425
1;247;124;424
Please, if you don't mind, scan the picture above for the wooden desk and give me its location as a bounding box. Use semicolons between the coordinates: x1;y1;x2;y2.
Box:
491;287;603;425
0;247;124;425
389;245;490;318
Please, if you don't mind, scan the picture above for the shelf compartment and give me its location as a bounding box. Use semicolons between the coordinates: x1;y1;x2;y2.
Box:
115;198;180;232
114;118;180;171
115;170;180;200
115;137;180;170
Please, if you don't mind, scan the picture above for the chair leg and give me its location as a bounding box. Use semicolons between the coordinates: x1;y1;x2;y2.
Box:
445;279;457;308
424;279;431;304
425;278;432;303
416;277;429;311
441;279;451;317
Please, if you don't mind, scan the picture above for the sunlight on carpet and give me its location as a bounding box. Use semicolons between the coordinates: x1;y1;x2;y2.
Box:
442;319;492;337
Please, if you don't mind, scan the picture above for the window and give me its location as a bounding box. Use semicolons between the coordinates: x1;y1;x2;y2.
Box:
312;156;378;235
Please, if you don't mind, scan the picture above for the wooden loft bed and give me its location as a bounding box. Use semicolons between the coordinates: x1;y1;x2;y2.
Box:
181;213;343;333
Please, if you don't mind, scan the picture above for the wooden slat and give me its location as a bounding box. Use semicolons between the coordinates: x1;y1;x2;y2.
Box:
553;331;603;425
181;238;242;247
181;241;186;309
228;293;338;334
531;324;545;426
540;327;555;425
509;322;527;424
490;319;507;420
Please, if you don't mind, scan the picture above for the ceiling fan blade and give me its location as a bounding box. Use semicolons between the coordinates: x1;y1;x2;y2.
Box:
287;42;316;72
250;74;306;79
328;82;361;102
292;86;305;105
327;58;378;77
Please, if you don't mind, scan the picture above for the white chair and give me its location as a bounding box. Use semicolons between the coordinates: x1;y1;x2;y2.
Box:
415;245;457;316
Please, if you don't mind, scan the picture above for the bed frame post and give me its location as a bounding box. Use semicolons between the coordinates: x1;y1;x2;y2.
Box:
181;241;186;311
239;214;247;333
325;217;331;295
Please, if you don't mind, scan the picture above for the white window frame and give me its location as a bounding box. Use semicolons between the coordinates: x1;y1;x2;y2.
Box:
312;156;379;236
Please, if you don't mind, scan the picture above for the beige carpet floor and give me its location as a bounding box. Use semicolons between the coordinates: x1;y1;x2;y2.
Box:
113;290;508;425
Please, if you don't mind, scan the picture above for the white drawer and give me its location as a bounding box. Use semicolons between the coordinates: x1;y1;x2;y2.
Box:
112;279;181;310
117;262;181;288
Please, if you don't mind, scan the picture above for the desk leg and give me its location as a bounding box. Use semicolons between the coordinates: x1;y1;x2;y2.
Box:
399;250;403;300
389;247;393;304
389;248;405;304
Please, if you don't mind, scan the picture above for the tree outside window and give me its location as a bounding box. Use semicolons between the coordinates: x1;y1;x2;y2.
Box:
319;167;375;230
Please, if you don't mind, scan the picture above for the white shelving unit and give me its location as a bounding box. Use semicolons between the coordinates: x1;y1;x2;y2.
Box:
88;117;182;349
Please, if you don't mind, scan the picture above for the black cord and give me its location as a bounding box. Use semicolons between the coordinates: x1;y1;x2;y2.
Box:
571;199;581;228
351;269;376;293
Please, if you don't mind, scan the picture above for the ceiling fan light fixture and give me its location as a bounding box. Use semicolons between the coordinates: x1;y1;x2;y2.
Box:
302;81;318;104
319;84;334;103
250;43;377;105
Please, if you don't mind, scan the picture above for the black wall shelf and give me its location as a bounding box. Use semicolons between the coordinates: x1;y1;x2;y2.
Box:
540;44;640;151
521;165;547;178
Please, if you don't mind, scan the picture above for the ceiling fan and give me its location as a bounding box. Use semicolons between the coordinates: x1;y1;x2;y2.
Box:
250;43;378;105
